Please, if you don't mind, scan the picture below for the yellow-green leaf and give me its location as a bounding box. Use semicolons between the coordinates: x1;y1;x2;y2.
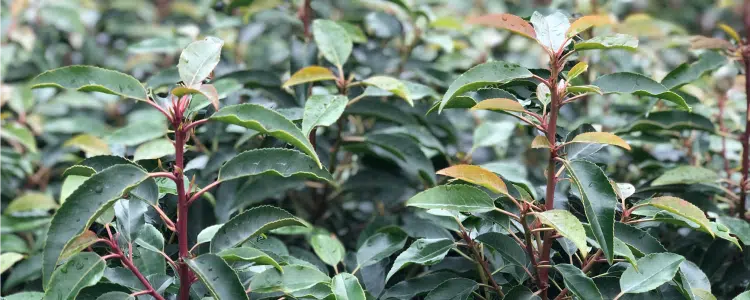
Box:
531;136;552;149
283;66;337;88
566;15;614;38
173;84;220;110
536;210;588;257
436;164;508;195
363;76;412;106
6;192;58;214
567;61;588;81
0;252;24;274
718;23;741;45
648;196;713;237
64;134;111;156
471;98;525;113
570;132;631;151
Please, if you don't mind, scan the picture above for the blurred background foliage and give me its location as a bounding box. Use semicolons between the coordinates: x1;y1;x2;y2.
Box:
2;0;750;298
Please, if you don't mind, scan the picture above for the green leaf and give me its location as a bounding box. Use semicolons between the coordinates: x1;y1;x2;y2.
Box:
593;72;690;111
210;104;322;168
504;285;541;300
127;37;189;54
3;292;45;300
210;205;307;253
381;272;460;299
1;123;37;153
617;111;715;133
555;264;603;300
647;196;713;236
651;166;719;186
711;222;741;249
476;232;530;269
302;94;348;136
406;184;495;213
113;199;148;243
178;36;224;88
217;247;282;271
95;291;134;300
536;210;588;257
282;66;337;88
5;192;57;215
218;148;333;183
583;225;638;268
30;66;147;101
107;121;168;147
43;252;106;300
0;252;24;274
184;253;248;300
618;253;685;295
42;164;150;288
332;273;366;300
614;222;666;255
471;98;526;113
530;11;571;51
362;76;413;106
134;224;165;253
310;233;345;267
249;264;330;294
364;133;436;185
313;19;352;67
733;291;750;300
356;227;408;268
661;51;726;90
385;238;453;282
566;85;602;95
424;278;478;300
438;61;532;113
133;138;175;161
563;160;617;263
575;34;638;51
717;216;750;245
567;61;588;81
60;175;89;203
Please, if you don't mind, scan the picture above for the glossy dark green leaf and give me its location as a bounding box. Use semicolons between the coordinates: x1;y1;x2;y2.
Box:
3;292;44;300
249;264;330;294
424;278;477;300
476;232;530;269
178;36;224;88
345;100;418;125
332;273;366;300
113;199;148;243
618;253;685;296
618;111;715;133
406;184;495;213
555;264;603;300
30;66;147;101
210;205;307;253
185;253;248;300
504;285;541;300
356;227;408;268
210;103;322;167
661;51;726;90
717;216;750;245
593;72;690;110
217;247;282;271
563;160;617;263
381;272;459;299
614;222;666;255
95;291;134;300
385;238;453;282
438;61;532;112
42;164;150;287
365;133;435;185
218;148;333;183
43;252;105;300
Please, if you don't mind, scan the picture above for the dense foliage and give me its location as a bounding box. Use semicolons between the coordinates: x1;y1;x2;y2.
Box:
2;0;750;299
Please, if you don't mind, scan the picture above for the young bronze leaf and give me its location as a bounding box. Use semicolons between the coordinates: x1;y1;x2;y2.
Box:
436;164;509;195
570;132;631;151
467;13;537;39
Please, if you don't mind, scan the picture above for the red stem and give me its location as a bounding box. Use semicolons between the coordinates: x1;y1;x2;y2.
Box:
741;1;750;219
538;53;564;300
175;126;192;300
149;172;177;181
188;180;222;205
